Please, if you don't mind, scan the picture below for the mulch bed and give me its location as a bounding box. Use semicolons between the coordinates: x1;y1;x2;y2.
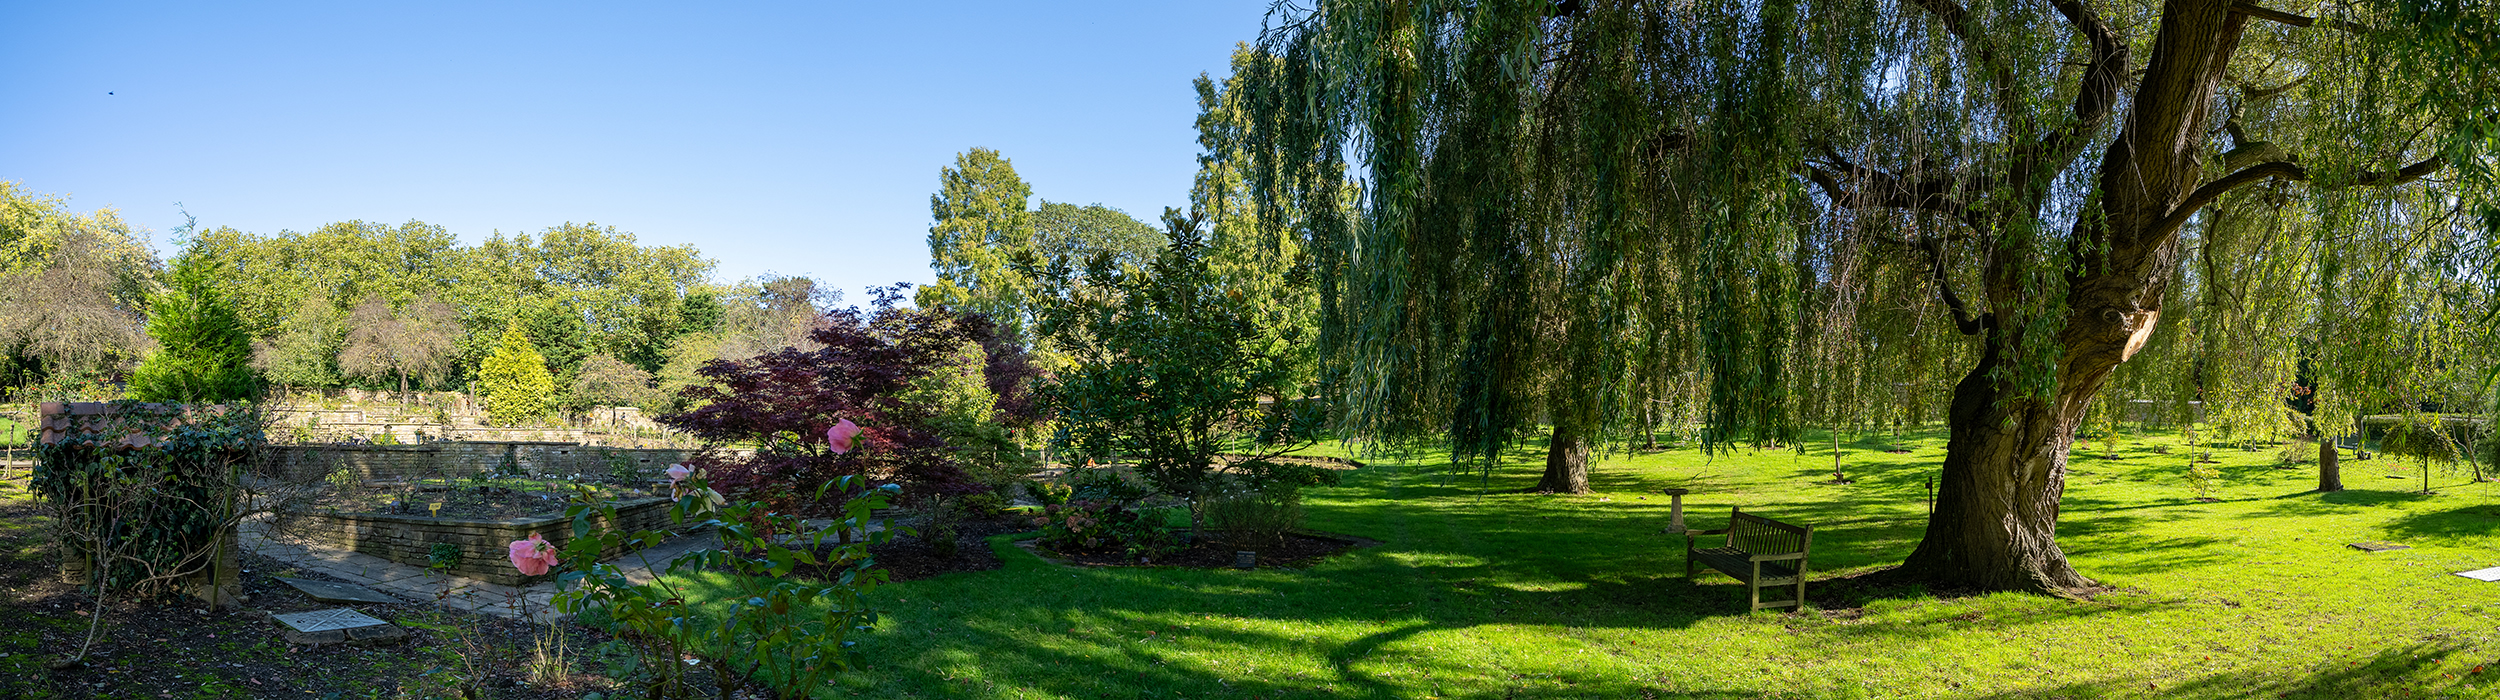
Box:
0;493;744;699
1042;531;1367;570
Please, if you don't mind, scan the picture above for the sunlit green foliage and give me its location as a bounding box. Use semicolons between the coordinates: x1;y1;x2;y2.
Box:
127;254;259;404
920;148;1039;341
478;323;555;425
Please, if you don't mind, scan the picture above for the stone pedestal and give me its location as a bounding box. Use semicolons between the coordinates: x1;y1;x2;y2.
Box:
1661;488;1690;534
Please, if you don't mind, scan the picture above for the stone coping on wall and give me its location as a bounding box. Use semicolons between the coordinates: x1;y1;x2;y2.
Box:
308;497;670;529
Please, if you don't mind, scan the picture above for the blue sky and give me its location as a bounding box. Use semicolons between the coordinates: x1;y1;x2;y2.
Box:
0;1;1275;299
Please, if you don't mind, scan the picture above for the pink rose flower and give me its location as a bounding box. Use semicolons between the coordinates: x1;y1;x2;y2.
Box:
507;533;560;576
827;419;861;454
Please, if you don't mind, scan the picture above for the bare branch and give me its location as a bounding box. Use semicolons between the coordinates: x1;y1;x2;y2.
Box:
2154;156;2447;238
2231;2;2316;27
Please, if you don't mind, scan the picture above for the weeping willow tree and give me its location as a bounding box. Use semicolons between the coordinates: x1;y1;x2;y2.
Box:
1245;0;2496;592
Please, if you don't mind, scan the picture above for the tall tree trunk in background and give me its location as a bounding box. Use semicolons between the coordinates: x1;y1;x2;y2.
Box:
1538;419;1592;494
2319;438;2343;492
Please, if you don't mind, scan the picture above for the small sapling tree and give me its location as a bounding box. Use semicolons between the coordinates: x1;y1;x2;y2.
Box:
1040;209;1328;539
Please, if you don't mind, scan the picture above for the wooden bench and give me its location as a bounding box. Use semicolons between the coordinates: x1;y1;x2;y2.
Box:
1685;507;1812;612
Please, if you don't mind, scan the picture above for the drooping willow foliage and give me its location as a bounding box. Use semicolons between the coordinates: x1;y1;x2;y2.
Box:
1241;0;2498;473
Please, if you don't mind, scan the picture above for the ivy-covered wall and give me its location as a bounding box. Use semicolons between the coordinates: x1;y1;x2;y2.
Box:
35;401;263;606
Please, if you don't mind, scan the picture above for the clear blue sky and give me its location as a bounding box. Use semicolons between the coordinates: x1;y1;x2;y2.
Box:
1;1;1276;299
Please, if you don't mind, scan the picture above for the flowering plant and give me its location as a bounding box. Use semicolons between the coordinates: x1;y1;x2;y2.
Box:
506;533;560;576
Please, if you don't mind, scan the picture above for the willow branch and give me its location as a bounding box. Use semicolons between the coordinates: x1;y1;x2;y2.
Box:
2154;156;2447;238
1907;0;2028;131
2231;2;2314;27
1801;152;1980;227
1920;236;1988;335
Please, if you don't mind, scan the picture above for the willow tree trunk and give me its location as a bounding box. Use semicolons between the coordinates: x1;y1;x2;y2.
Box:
1896;334;2098;592
1538;421;1592;494
1894;0;2273;594
2318;439;2343;492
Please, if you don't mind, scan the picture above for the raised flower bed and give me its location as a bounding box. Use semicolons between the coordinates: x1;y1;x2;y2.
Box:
286;496;676;585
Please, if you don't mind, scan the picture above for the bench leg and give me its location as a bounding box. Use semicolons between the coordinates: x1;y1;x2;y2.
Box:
1794;576;1807;610
1685;548;1697;580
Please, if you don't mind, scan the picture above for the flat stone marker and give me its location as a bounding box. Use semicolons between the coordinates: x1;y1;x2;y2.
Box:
2348;541;2411;553
273;607;389;632
275;577;402;604
272;608;407;646
2456;566;2500;582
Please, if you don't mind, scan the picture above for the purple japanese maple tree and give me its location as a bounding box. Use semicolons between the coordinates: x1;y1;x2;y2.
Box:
660;287;1040;515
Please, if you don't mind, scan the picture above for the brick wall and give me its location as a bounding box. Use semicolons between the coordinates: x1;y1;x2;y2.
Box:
286;497;678;586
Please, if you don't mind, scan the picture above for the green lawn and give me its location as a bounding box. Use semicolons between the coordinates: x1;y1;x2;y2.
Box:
664;428;2500;699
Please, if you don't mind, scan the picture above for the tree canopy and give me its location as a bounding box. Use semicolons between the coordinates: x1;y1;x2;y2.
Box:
1245;0;2497;592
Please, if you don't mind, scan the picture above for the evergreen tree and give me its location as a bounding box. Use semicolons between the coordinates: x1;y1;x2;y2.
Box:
478;323;554;425
918;148;1037;341
128;256;259;403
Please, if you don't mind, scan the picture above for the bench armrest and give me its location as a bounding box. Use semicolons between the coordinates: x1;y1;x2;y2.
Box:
1749;551;1807;562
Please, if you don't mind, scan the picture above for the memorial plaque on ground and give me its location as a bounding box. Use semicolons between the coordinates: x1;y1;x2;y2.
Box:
2347;541;2411;553
272;607;406;646
273;608;390;633
275;577;402;604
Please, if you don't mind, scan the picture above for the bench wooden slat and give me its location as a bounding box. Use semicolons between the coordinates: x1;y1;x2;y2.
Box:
1684;507;1813;611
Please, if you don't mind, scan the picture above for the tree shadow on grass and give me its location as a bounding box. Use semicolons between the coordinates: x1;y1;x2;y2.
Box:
2381;504;2500;543
2252;488;2440;518
1955;642;2470;700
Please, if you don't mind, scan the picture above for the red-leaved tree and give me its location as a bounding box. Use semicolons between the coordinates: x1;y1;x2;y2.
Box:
660;287;1040;515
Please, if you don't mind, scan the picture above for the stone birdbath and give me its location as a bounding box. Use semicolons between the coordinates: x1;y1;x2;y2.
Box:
1660;488;1691;534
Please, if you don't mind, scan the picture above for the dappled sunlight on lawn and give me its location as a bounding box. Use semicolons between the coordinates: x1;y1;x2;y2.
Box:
629;427;2500;698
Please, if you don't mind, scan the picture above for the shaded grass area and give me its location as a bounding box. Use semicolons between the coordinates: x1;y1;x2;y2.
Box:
665;427;2500;698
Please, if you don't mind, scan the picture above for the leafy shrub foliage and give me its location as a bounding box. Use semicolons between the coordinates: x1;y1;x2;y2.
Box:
1206;485;1305;548
1037;212;1321;536
128;258;261;403
554;474;896;698
478;323;555;424
660;288;1041;516
1036;500;1178;561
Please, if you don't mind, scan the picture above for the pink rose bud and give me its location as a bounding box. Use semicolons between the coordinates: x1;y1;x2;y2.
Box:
666;464;692;483
827;418;861;454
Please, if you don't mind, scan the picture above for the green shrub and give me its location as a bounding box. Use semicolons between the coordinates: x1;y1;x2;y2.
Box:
1067;466;1148;504
1206;486;1304;548
1027;479;1072;506
1036;500;1177;561
324;468;362;491
956;492;1008;516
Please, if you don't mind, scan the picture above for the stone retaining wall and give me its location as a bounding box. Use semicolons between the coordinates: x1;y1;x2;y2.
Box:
266;443;710;483
286;497;676;585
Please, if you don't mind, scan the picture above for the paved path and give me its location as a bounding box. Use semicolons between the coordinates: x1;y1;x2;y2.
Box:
238;521;723;623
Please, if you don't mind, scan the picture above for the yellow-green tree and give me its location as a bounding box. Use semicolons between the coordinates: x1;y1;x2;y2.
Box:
478;323;553;425
918;148;1036;341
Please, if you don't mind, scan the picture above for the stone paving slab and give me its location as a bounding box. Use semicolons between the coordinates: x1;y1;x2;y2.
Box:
273;607;389;632
241;519;723;623
274;577;402;604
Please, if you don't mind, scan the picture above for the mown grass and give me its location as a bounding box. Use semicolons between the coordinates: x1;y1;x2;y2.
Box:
659;427;2500;699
